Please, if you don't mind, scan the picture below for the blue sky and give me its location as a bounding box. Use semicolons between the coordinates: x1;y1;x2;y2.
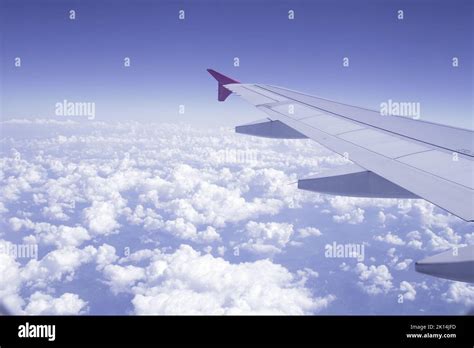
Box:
1;0;473;128
0;0;473;315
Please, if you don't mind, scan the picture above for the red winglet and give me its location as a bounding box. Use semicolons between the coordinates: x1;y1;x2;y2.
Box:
207;69;239;102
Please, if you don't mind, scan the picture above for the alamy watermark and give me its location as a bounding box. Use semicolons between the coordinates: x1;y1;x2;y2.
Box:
325;241;365;261
55;99;95;120
380;99;420;119
0;242;38;260
213;148;260;165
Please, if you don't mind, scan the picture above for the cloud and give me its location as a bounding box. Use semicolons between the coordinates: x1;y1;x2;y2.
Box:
399;281;416;301
23;292;88;315
0;252;24;313
42;203;70;221
21;223;91;248
333;208;365;224
165;181;283;228
103;264;146;294
424;228;463;252
394;259;413;271
124;204;164;231
377;211;386;224
83;201;120;236
1;118;79;125
297;227;322;238
355;263;393;295
95;244;119;270
406;230;423;250
374;232;405;246
464;233;474;245
328;196;402;225
21;246;97;288
442;283;474;307
239;221;294;255
163;218;221;243
0;238;97;314
386;248;412;271
109;245;335;314
1;120;472;315
401;200;460;228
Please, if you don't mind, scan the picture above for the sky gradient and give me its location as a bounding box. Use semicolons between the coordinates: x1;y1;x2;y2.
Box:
1;0;473;128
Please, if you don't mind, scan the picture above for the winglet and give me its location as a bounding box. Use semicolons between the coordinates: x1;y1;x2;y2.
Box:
207;69;239;101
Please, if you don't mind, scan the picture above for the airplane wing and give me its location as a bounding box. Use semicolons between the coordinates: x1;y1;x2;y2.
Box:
208;69;474;222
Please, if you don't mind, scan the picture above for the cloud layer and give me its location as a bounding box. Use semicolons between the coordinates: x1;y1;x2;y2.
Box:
0;119;472;314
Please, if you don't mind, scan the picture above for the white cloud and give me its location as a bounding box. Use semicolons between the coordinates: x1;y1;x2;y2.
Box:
165;181;283;228
406;230;423;250
0;252;24;313
394;259;413;271
399;281;416;301
163;218;221;243
333;208;365;224
1;120;472;315
1;118;79;125
198;226;221;243
164;218;198;240
103;264;146;294
297;227;322;238
377;211;386;224
21;246;97;288
464;232;474;245
406;230;421;240
355;263;393;295
106;245;335;314
24;292;88;315
374;232;405;246
8;219;91;248
407;240;423;250
9;217;35;231
42;203;69;221
29;223;91;248
83;201;120;236
95;244;119;270
240;221;294;255
442;283;474;307
424;229;462;252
